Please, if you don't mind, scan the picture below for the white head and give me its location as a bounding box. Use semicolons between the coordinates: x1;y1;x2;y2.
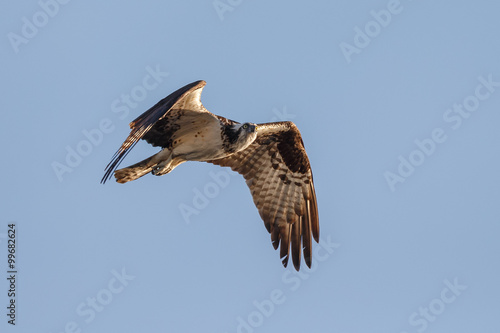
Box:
228;122;257;152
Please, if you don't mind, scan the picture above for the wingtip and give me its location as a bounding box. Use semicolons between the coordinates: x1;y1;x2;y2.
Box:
304;255;312;269
190;80;206;90
281;256;289;268
292;260;301;271
313;229;320;243
100;169;112;184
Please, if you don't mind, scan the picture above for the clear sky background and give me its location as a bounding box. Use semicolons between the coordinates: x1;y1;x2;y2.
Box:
1;1;499;332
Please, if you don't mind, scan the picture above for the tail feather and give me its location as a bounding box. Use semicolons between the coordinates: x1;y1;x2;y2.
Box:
114;156;156;183
113;150;184;184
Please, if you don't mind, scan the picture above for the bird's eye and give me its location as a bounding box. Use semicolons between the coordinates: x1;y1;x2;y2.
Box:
242;124;248;129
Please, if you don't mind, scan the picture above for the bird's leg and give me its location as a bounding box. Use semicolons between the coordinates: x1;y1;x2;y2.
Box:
151;154;185;176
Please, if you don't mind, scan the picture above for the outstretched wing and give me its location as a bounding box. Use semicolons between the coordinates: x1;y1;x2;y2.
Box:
208;121;319;271
101;80;213;183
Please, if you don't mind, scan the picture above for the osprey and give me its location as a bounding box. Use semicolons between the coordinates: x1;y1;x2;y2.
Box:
101;80;319;271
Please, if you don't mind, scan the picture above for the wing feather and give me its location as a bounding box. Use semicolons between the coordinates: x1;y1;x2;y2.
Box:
309;182;320;242
273;175;293;265
262;148;289;231
259;156;281;228
291;214;302;270
280;224;292;267
208;121;319;270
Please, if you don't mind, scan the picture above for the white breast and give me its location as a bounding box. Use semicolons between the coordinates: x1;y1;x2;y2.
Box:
170;117;226;161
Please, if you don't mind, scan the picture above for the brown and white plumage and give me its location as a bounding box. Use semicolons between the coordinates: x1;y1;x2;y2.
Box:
208;122;319;270
101;80;319;270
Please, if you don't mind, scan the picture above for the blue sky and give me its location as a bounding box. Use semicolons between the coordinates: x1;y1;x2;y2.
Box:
1;1;500;332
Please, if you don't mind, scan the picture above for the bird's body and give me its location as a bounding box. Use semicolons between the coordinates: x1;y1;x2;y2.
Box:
102;80;319;270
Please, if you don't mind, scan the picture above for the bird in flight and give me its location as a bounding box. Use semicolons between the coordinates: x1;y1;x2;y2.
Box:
101;80;319;270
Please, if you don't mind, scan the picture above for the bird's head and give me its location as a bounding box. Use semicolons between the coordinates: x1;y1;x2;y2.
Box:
230;122;257;151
